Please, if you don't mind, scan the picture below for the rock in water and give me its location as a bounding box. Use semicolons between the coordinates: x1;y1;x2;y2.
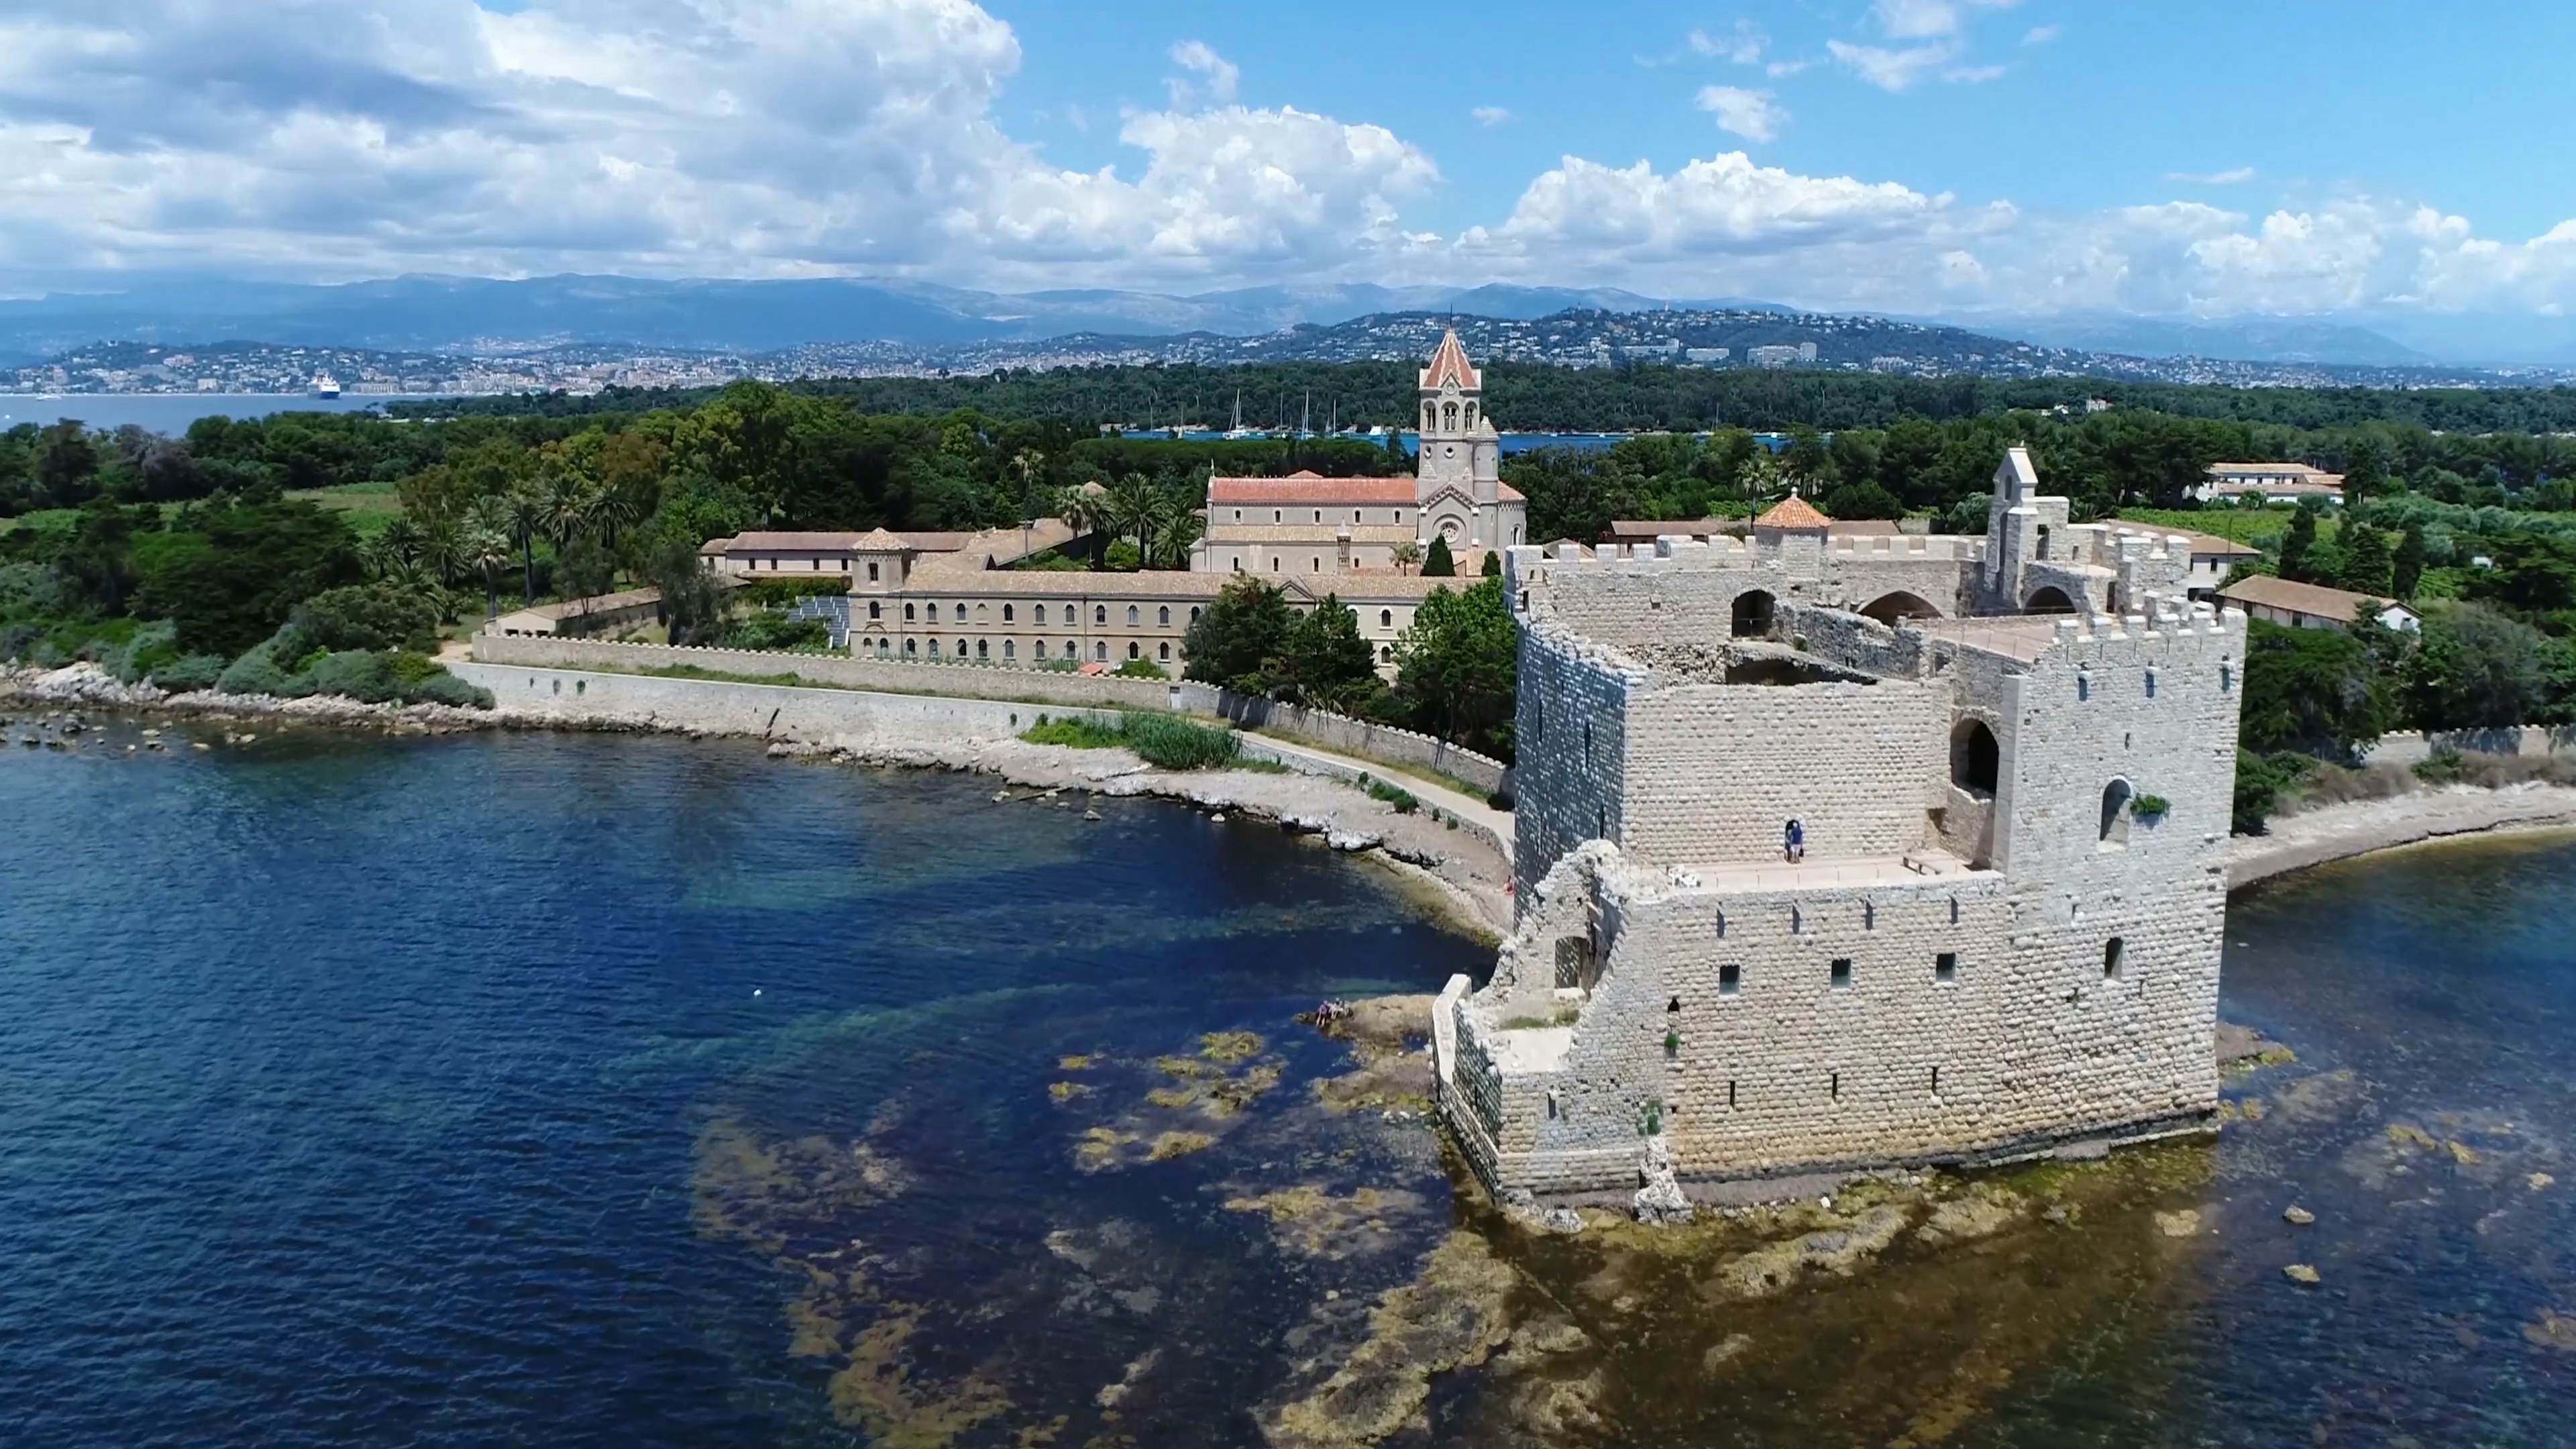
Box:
1633;1134;1695;1225
2284;1205;2316;1225
2284;1263;2321;1285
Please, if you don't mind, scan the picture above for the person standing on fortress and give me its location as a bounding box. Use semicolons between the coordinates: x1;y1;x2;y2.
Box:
1784;817;1805;863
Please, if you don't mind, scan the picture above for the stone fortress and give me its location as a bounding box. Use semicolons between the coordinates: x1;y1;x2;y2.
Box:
1434;448;2247;1199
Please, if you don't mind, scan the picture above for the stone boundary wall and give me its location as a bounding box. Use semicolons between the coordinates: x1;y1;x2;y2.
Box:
451;661;1113;747
1173;682;1513;796
473;633;1177;710
2363;724;2576;767
474;633;1514;796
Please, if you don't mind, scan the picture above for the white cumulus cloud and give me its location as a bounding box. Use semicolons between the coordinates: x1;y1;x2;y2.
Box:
1695;87;1787;144
1167;40;1240;107
1689;21;1768;64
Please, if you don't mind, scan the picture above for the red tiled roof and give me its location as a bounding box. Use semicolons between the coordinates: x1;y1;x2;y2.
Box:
1208;475;1419;505
1752;494;1832;531
1497;482;1525;502
1419;329;1481;392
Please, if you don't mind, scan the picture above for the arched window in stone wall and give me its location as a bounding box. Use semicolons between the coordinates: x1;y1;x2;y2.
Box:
1127;605;1139;626
1950;719;2000;796
2100;778;2134;847
2025;586;2077;614
1002;604;1014;622
1423;402;1436;431
1158;606;1170;626
1094;641;1108;661
1861;591;1943;625
1094;605;1108;625
1442;401;1458;431
1381;608;1393;627
1731;590;1776;639
904;602;916;621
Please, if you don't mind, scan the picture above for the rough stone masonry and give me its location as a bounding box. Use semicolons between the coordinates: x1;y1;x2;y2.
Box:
1432;449;2245;1197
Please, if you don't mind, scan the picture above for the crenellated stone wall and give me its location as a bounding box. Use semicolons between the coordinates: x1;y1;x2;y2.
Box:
1454;461;2239;1197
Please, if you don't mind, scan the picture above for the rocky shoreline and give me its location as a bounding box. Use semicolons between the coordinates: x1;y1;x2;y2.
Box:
2228;782;2576;888
2;661;1515;937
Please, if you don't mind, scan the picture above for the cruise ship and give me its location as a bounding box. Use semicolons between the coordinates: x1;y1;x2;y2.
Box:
311;373;342;399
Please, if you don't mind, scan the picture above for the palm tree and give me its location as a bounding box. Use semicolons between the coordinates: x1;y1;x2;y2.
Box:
466;496;515;623
1146;496;1203;570
414;515;466;587
1055;483;1114;568
367;516;422;580
1391;540;1423;575
1108;473;1158;566
541;470;598;553
502;487;548;606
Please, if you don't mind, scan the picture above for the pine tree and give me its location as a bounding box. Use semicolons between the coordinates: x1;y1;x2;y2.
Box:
1481;549;1502;577
2394;524;2428;599
2343;439;2386;511
1422;534;1456;577
1271;596;1380;710
2279;505;2320;582
2339;523;2394;596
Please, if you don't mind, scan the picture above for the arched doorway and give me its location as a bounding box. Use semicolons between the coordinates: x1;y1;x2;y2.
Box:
2025;586;2077;614
1950;719;1999;796
1860;591;1943;625
1731;590;1776;639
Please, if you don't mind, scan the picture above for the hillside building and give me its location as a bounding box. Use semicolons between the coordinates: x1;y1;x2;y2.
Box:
1433;449;2244;1197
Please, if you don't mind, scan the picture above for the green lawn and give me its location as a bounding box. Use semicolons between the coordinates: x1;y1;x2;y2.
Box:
286;481;404;540
2116;506;2337;550
0;507;78;536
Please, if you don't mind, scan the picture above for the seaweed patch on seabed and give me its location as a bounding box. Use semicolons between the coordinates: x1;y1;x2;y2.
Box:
691;1108;1020;1446
1254;1144;2222;1448
1059;1032;1290;1171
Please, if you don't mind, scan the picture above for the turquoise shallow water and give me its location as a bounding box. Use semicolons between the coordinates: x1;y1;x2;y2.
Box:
3;723;2572;1446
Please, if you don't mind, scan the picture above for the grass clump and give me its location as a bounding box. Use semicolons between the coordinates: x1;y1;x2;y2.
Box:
1019;711;1243;770
1358;772;1420;814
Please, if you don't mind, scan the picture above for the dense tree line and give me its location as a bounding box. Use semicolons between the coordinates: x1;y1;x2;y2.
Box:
391;362;2576;437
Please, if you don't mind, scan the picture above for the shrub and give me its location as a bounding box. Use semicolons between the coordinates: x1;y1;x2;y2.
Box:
215;640;301;697
291;583;441;654
2132;793;2171;818
741;577;851;607
720;610;831;652
405;671;495;710
148;653;227;692
1114;657;1167;679
1485;788;1515;811
105;620;181;684
298;649;404;704
2231;750;2318;835
0;623;40;663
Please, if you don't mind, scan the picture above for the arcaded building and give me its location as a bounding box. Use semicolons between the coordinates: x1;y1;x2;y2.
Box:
700;332;1528;674
1433;449;2246;1195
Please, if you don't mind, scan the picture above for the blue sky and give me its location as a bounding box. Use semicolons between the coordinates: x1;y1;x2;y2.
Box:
1;0;2571;340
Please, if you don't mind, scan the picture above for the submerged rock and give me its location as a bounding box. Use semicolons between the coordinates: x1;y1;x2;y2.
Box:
2283;1205;2316;1226
2284;1263;2320;1286
1713;1205;1911;1299
1916;1183;2025;1245
1260;1232;1517;1448
2153;1209;2203;1238
2525;1309;2576;1352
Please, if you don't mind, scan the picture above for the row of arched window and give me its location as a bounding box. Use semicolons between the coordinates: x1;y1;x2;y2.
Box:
875;636;1178;665
895;601;1200;627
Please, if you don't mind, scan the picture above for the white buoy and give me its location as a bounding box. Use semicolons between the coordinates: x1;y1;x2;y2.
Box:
752;987;763;998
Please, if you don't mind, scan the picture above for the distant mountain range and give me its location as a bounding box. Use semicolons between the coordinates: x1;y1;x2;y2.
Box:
0;272;2568;376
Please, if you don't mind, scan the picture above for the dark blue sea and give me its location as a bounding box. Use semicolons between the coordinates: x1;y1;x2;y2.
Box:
2;722;2571;1446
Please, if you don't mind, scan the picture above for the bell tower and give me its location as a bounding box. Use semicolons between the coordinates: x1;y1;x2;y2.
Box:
1416;328;1503;544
